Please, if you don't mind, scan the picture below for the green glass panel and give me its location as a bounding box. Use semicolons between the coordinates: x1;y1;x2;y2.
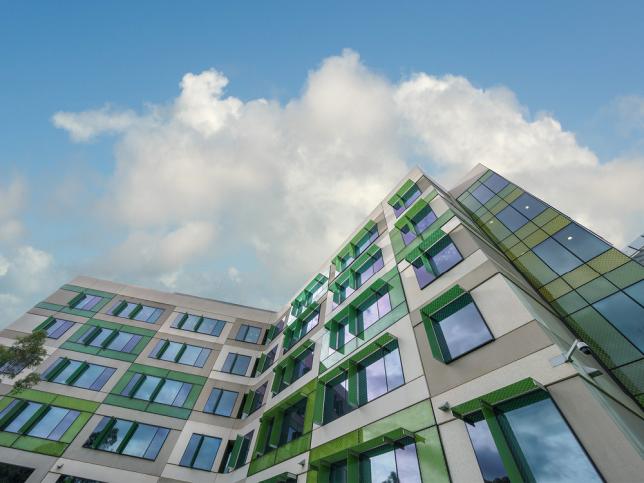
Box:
576;277;619;304
613;360;644;396
514;222;539;241
539;278;572;302
532;207;558;227
605;261;644;289
515;252;557;286
542;215;571;235
562;264;600;289
523;229;549;249
415;427;450;483
362;400;434;439
503;187;523;203
552;291;587;316
587;248;631;274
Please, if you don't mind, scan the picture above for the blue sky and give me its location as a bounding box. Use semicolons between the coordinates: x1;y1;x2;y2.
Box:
0;1;643;323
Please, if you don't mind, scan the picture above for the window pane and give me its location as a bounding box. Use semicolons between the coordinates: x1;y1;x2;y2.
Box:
401;226;417;246
483;173;509;193
499;395;602;482
472;184;495;204
330;460;348;483
533;238;582;275
97;419;132;452
466;416;509;483
497;206;529;231
593;292;644;351
394;441;422;483
87;367;116;391
160;342;182;361
144;427;169;460
123;423;159;458
134;305;156;322
178;345;202;365
106;332;134;351
232;355;251;375
194;436;221;470
153;379;183;406
134;376;162;401
414;262;436;289
359;299;380;331
436;303;493;360
52;360;83;384
46;319;74;339
180;434;201;467
413;208;437;234
121;334;142;353
47;409;79;441
245;326;261;343
377;292;392;317
73;364;106;389
625;280;644;305
360;355;387;402
88;328;113;347
552;223;610;262
279;399;306;444
27;407;69;439
204;389;222;414
359;445;397;483
222;353;236;373
432;242;463;274
216;390;237;416
118;302;138;317
5;402;42;433
199;318;225;336
510;193;547;220
384;348;404;391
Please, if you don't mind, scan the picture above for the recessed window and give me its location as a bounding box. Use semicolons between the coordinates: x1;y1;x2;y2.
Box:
0;400;80;441
235;324;262;344
358;437;422;483
279;398;307;445
204;388;238;417
83;416;169;460
248;382;267;415
180;433;222;471
355;251;385;288
0;360;27;376
429;298;493;362
412;238;463;289
71;294;104;311
41;318;75;339
149;340;211;367
41;357;115;391
324;373;350;424
0;463;34;483
110;301;163;324
401;206;437;246
120;373;192;407
357;292;392;333
467;392;602;482
172;313;226;336
221;353;251;375
393;185;421;217
278;346;314;393
79;327;142;354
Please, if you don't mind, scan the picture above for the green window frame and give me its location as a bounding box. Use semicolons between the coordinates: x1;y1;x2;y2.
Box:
60;320;154;363
421;285;494;363
332;220;380;274
291;274;328;317
329;245;385;309
387;179;422;217
452;378;603;483
282;306;320;353
104;363;206;419
83;416;170;460
241;382;267;417
254;346;277;376
222;430;254;473
271;341;315;395
313;333;401;425
34;316;75;339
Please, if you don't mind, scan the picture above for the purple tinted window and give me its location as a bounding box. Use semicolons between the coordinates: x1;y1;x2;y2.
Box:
413;208;437;234
431;242;463;273
497;206;529;231
401;227;417;246
121;334;142;353
413;263;436;289
45;319;74;339
89;367;116;391
510;193;547;220
394;442;422;482
360;300;380;330
483;173;509;193
393;204;405;217
377;293;392;317
471;184;495;204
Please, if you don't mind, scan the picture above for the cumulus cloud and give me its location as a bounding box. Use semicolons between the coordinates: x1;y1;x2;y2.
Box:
51;50;643;305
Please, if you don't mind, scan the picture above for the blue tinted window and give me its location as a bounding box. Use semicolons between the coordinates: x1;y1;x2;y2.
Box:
496;206;529;231
624;280;644;305
593;292;644;351
552;223;610;262
45;319;74;339
180;434;221;470
510;193;547;220
222;353;251;375
412;207;437;234
431;242;463;274
498;394;601;482
483;173;509;193
204;388;238;416
533;238;582;275
435;302;493;361
472;184;495;204
466;416;509;483
413;262;436;289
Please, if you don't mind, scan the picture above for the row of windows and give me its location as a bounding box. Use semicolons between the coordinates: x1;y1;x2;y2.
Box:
120;373;193;407
171;313;226;336
337;225;380;273
332;251;385;309
41;357;115;391
109;301;164;324
79;326;142;353
0;400;80;441
401;205;437;246
149;340;211;368
71;294;106;311
83;416;169;460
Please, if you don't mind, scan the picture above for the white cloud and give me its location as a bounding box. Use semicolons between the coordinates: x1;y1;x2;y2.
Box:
0;255;9;277
52;50;644;305
52;105;139;142
228;266;242;284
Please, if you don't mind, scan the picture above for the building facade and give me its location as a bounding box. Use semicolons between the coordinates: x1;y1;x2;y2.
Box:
0;164;642;483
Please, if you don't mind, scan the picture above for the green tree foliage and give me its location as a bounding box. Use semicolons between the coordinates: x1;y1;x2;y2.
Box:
0;330;47;393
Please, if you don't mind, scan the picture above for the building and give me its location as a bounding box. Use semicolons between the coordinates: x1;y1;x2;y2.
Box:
0;164;642;483
624;234;644;266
